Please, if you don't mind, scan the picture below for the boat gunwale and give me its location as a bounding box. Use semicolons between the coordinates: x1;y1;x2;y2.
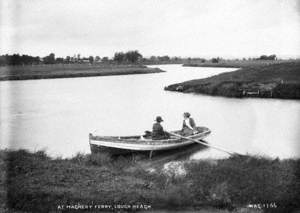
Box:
89;139;197;151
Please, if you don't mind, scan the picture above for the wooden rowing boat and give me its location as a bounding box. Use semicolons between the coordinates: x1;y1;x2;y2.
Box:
89;126;211;157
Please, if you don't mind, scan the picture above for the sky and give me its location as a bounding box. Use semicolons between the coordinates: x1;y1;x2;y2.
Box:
0;0;299;58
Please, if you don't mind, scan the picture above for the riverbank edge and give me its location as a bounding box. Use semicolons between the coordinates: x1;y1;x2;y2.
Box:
0;66;165;81
1;149;299;212
165;61;300;99
183;63;240;68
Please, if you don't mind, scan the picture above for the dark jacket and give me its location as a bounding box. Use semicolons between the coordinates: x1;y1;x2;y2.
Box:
152;122;169;140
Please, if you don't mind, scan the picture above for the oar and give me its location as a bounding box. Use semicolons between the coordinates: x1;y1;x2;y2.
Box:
167;131;241;156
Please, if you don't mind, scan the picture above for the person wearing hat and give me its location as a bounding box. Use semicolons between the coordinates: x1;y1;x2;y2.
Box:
152;116;170;140
182;112;197;136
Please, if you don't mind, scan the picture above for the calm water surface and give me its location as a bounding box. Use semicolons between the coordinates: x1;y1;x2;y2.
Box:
1;64;299;159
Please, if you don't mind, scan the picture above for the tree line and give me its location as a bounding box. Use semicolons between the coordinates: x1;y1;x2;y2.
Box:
0;53;99;66
0;54;41;66
0;51;173;66
256;54;277;60
0;51;143;66
0;52;278;66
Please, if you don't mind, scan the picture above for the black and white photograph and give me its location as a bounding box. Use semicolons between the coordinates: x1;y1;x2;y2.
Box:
0;0;300;212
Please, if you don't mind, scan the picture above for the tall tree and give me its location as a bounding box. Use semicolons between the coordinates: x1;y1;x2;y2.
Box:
43;53;55;64
113;52;125;63
65;56;71;63
125;50;142;63
102;57;109;63
95;56;101;62
89;56;94;64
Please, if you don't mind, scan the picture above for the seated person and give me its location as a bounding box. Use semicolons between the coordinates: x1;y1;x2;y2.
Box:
152;116;170;140
182;112;197;136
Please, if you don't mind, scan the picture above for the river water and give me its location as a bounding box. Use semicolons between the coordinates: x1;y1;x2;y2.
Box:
1;64;299;159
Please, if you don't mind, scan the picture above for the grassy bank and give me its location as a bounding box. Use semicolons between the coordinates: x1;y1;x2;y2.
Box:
182;59;292;68
0;64;164;81
165;61;300;99
1;149;299;212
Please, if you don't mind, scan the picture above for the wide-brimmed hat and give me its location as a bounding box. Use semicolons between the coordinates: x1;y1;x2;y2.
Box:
183;112;191;117
155;116;164;122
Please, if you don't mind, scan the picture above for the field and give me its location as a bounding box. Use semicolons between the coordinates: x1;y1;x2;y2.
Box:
165;60;300;99
1;149;299;212
182;59;292;68
0;64;164;81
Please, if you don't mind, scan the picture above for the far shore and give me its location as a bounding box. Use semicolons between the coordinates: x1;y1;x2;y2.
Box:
0;64;164;81
166;60;300;99
1;149;299;212
182;59;293;68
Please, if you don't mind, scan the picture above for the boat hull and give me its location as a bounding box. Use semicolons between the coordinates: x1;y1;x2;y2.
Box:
89;126;211;156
